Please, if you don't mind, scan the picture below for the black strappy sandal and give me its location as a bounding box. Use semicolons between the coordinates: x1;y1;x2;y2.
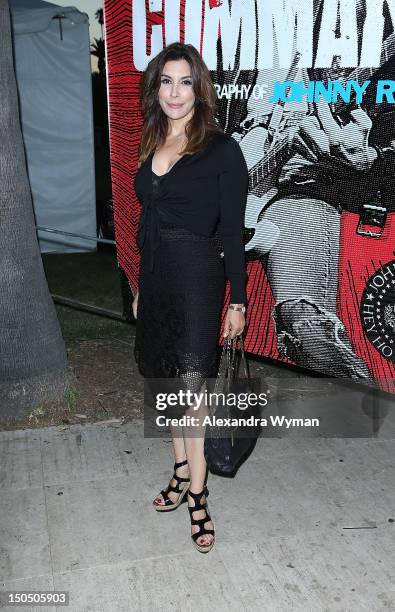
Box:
153;459;190;512
187;488;215;553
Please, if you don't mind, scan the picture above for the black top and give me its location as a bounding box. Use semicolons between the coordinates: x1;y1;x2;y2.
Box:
134;132;248;304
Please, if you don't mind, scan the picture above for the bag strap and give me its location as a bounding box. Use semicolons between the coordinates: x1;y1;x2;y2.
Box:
237;335;250;380
211;335;253;418
226;336;249;380
214;336;232;396
213;335;251;393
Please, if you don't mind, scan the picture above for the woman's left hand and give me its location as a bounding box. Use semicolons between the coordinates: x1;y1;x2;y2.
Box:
223;306;245;339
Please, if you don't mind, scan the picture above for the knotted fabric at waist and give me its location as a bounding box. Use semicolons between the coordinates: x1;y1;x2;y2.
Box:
137;202;224;269
136;197;161;273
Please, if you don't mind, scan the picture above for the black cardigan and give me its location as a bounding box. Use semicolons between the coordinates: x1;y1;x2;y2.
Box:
134;132;248;304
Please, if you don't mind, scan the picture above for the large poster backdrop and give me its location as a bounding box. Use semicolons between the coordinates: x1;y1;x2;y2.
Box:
104;0;395;393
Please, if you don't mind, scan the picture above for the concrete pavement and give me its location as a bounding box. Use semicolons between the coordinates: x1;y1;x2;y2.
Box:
0;378;394;611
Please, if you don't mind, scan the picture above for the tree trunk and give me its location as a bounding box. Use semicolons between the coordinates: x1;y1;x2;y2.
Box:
0;0;71;419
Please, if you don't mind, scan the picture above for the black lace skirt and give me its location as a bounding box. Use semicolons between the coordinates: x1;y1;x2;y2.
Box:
134;222;225;414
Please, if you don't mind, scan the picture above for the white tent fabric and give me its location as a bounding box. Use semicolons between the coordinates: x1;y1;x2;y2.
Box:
9;0;96;252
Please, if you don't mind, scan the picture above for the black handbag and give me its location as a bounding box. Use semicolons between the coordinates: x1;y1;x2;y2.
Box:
204;335;263;477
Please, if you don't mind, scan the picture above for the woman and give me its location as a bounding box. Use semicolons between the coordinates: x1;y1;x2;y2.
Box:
132;42;248;553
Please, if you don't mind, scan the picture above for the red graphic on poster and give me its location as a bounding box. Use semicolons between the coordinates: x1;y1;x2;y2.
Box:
104;0;395;393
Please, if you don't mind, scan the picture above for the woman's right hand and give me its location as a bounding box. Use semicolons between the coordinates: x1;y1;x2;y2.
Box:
132;290;139;320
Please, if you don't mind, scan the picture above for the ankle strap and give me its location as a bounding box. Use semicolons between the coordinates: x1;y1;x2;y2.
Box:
174;459;188;469
188;486;208;500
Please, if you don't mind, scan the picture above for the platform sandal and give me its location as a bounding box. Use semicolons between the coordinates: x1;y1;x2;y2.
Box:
187;487;215;553
153;459;191;512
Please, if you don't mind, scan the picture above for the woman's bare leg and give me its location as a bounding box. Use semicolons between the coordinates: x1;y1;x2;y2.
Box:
153;423;189;505
183;381;214;546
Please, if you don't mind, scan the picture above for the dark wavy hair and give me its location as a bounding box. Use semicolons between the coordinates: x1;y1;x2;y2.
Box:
138;42;223;165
